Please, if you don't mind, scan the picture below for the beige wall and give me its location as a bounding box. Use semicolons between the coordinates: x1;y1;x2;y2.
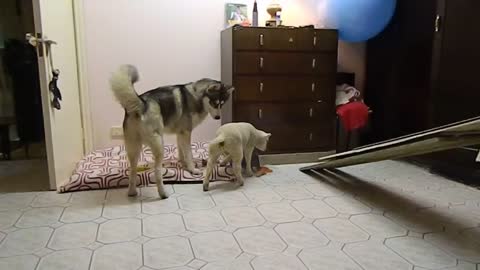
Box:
82;0;366;149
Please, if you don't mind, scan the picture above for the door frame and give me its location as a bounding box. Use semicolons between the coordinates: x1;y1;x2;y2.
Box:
72;1;93;154
32;0;93;189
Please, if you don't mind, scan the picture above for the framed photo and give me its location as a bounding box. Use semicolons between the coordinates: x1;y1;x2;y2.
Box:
225;3;249;27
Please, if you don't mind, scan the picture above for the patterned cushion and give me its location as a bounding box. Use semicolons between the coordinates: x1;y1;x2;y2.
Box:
59;142;233;193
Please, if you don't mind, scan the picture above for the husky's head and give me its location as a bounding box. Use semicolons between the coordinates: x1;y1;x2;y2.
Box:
197;79;234;120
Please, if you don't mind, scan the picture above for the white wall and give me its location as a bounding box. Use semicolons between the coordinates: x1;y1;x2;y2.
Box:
82;0;365;149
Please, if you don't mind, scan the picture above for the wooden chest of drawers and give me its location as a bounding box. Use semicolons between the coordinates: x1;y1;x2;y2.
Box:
221;26;338;153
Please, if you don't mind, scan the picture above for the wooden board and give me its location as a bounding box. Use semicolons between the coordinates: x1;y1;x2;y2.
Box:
300;116;480;172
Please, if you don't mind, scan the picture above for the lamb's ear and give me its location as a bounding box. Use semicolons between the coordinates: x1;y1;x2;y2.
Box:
259;131;271;138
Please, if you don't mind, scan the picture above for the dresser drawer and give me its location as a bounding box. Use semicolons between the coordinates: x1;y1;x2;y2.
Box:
233;27;297;51
234;52;337;75
264;126;335;152
234;103;334;125
296;29;338;51
235;76;335;102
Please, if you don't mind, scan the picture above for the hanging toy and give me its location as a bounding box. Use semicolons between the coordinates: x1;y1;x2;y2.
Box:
48;69;62;110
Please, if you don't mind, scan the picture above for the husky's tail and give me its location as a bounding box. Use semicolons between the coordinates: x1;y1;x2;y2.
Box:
109;65;143;114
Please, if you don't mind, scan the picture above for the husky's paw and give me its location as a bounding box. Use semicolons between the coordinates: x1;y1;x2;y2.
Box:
128;188;138;197
203;183;209;192
187;168;202;176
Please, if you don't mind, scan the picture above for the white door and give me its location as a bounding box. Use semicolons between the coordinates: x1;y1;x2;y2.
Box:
32;0;84;189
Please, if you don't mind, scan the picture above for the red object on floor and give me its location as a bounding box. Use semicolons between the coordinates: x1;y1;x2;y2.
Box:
336;101;369;131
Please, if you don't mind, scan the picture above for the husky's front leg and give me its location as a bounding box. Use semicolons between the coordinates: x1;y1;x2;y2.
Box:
147;134;168;199
178;131;201;175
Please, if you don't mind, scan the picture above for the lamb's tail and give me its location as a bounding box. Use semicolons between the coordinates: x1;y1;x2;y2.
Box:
208;134;226;153
109;65;143;114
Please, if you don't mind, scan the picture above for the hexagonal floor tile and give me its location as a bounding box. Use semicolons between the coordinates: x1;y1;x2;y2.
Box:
37;248;92;270
61;204;103;223
251;253;307;270
291;199;337;219
184;210;226;232
0;227;53;257
221;207;265;228
304;183;345;197
414;261;477;270
31;192;71;207
324;197;371;215
425;232;480;263
0;255;39;270
273;185;314;200
243;188;283;204
275;222;329;249
0;193;37;211
16;207;64;228
91;242;142;270
102;201;141;219
461;227;480;245
190;231;241;262
141;197;179;215
350;214;407;238
143;214;185;238
299;246;362;270
48;222;97;250
144;236;193;268
70;190;106;205
384;210;443;233
234;226;286;255
257;202;302;223
178;195;215;210
0;210;22;230
313;218;369;243
344;240;412;270
97;218;141;244
386;236;457;269
211;190;250;208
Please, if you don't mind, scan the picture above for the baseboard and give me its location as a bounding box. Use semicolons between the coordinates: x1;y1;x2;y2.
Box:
259;151;335;166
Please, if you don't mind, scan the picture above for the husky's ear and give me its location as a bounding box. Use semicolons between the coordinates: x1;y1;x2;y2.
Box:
226;86;235;95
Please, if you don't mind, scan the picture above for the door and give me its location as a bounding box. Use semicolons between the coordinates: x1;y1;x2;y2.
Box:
431;0;480;126
32;0;84;189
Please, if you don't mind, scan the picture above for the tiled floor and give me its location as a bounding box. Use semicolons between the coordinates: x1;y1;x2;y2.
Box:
0;160;479;270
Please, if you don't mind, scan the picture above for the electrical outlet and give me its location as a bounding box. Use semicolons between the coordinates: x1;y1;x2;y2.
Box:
110;126;123;139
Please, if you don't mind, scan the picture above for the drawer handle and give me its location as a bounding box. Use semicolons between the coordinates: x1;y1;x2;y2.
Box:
259;57;264;69
313;36;317;46
311;82;315;92
259;82;264;93
258;109;263;119
312;58;316;69
309;108;313;117
317;100;323;103
309;133;313;141
260;34;264;46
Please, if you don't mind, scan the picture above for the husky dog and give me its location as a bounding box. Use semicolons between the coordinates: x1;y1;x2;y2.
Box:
203;122;271;191
110;65;234;198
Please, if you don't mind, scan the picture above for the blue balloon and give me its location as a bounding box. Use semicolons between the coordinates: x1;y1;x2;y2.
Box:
325;0;397;42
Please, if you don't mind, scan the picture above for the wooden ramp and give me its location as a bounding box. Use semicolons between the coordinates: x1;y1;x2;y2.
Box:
300;117;480;172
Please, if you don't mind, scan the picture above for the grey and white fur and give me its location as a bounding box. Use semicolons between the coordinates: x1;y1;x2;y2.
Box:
110;65;234;198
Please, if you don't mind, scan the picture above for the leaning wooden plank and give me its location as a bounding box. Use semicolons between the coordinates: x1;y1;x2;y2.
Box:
352;116;480;151
318;118;480;162
300;135;480;171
